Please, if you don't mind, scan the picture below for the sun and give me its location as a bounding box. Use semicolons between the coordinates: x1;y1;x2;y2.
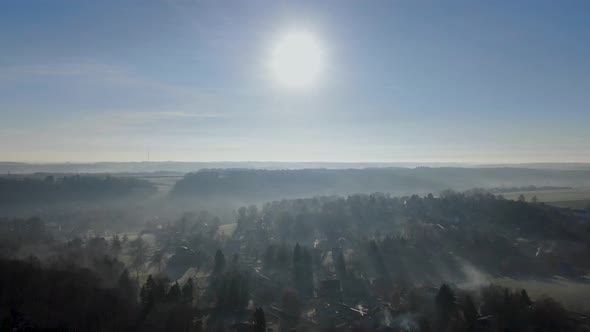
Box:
270;31;323;88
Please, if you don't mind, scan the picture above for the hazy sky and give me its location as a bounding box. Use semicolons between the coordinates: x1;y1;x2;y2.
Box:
1;0;589;163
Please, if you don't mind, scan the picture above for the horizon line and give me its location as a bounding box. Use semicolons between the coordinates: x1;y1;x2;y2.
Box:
2;160;590;165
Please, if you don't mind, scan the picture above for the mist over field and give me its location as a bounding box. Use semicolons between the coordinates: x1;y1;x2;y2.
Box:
4;164;590;225
4;161;590;174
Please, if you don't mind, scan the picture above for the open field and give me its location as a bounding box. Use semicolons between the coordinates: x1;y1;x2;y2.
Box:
493;277;590;311
499;187;590;209
217;223;238;238
136;175;184;196
547;200;590;209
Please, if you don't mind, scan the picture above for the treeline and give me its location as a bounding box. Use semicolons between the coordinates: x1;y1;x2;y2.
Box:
0;216;48;257
0;176;156;206
0;232;261;332
0;257;207;332
255;190;585;242
233;191;589;280
1;254;581;331
421;283;580;332
0;196;588;330
170;168;590;202
486;185;572;193
0;258;138;331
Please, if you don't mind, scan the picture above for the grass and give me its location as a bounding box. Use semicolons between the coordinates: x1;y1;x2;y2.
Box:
499;187;590;209
217;223;238;238
493;277;590;311
142;176;182;196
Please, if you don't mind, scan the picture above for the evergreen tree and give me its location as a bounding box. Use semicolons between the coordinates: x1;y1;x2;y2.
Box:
153;277;167;303
214;249;226;274
254;307;266;332
111;234;122;256
139;274;167;309
435;284;456;331
167;282;181;302
262;245;276;269
368;240;389;279
216;271;249;310
118;269;137;302
301;247;314;297
333;248;346;281
140;275;157;307
129;236;148;279
151;249;164;274
182;278;194;304
504;287;513;304
293;243;303;293
520;289;532;306
463;295;478;332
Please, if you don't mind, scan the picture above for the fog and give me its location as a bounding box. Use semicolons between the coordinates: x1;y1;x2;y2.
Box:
3;0;590;329
0;164;589;330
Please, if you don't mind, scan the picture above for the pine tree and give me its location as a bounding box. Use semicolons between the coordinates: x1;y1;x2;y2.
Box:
520;289;532;306
504;288;513;304
435;284;456;331
254;307;266;332
140;275;156;307
182;278;194;304
368;240;389;279
167;282;181;302
214;249;226;274
463;295;478;332
216;271;250;310
111;234;122;256
151;249;164;274
333;248;346;281
118;269;137;302
293;243;303;294
301;247;314;297
263;245;276;269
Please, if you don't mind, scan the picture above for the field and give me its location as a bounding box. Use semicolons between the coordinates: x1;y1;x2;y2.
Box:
499;187;590;209
492;188;590;310
493;277;590;311
135;173;590;209
139;175;184;196
217;223;238;238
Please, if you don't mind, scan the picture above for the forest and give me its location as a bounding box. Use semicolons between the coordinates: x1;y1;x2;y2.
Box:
0;176;156;206
171;168;590;202
1;180;589;331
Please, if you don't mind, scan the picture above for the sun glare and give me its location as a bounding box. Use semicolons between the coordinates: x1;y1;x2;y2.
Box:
270;31;323;88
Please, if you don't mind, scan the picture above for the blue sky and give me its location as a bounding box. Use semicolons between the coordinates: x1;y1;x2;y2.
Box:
1;0;589;162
